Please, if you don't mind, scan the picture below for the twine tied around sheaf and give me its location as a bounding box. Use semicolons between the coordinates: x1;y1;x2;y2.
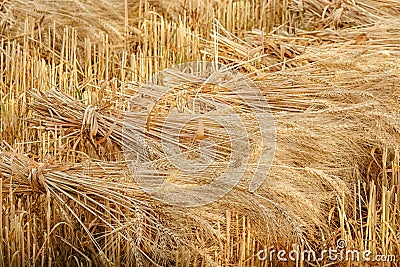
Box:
80;105;117;145
81;105;99;141
29;163;47;193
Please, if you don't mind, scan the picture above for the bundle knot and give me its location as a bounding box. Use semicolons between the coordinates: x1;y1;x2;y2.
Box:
81;105;99;139
30;163;47;193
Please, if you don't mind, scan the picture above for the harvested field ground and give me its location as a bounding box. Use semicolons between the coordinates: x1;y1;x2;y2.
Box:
1;0;400;266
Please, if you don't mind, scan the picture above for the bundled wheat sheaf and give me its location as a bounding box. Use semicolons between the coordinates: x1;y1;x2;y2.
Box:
1;0;400;266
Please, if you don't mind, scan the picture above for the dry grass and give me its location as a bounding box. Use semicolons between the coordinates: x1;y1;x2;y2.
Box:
1;0;400;266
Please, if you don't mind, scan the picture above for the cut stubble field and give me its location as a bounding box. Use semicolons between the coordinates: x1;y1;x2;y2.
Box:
1;0;400;266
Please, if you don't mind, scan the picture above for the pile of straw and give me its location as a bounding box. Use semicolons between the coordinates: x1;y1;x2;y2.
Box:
1;145;243;266
1;0;400;266
26;35;400;255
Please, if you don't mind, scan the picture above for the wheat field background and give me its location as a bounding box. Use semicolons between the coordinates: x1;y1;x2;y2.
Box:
1;0;400;266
